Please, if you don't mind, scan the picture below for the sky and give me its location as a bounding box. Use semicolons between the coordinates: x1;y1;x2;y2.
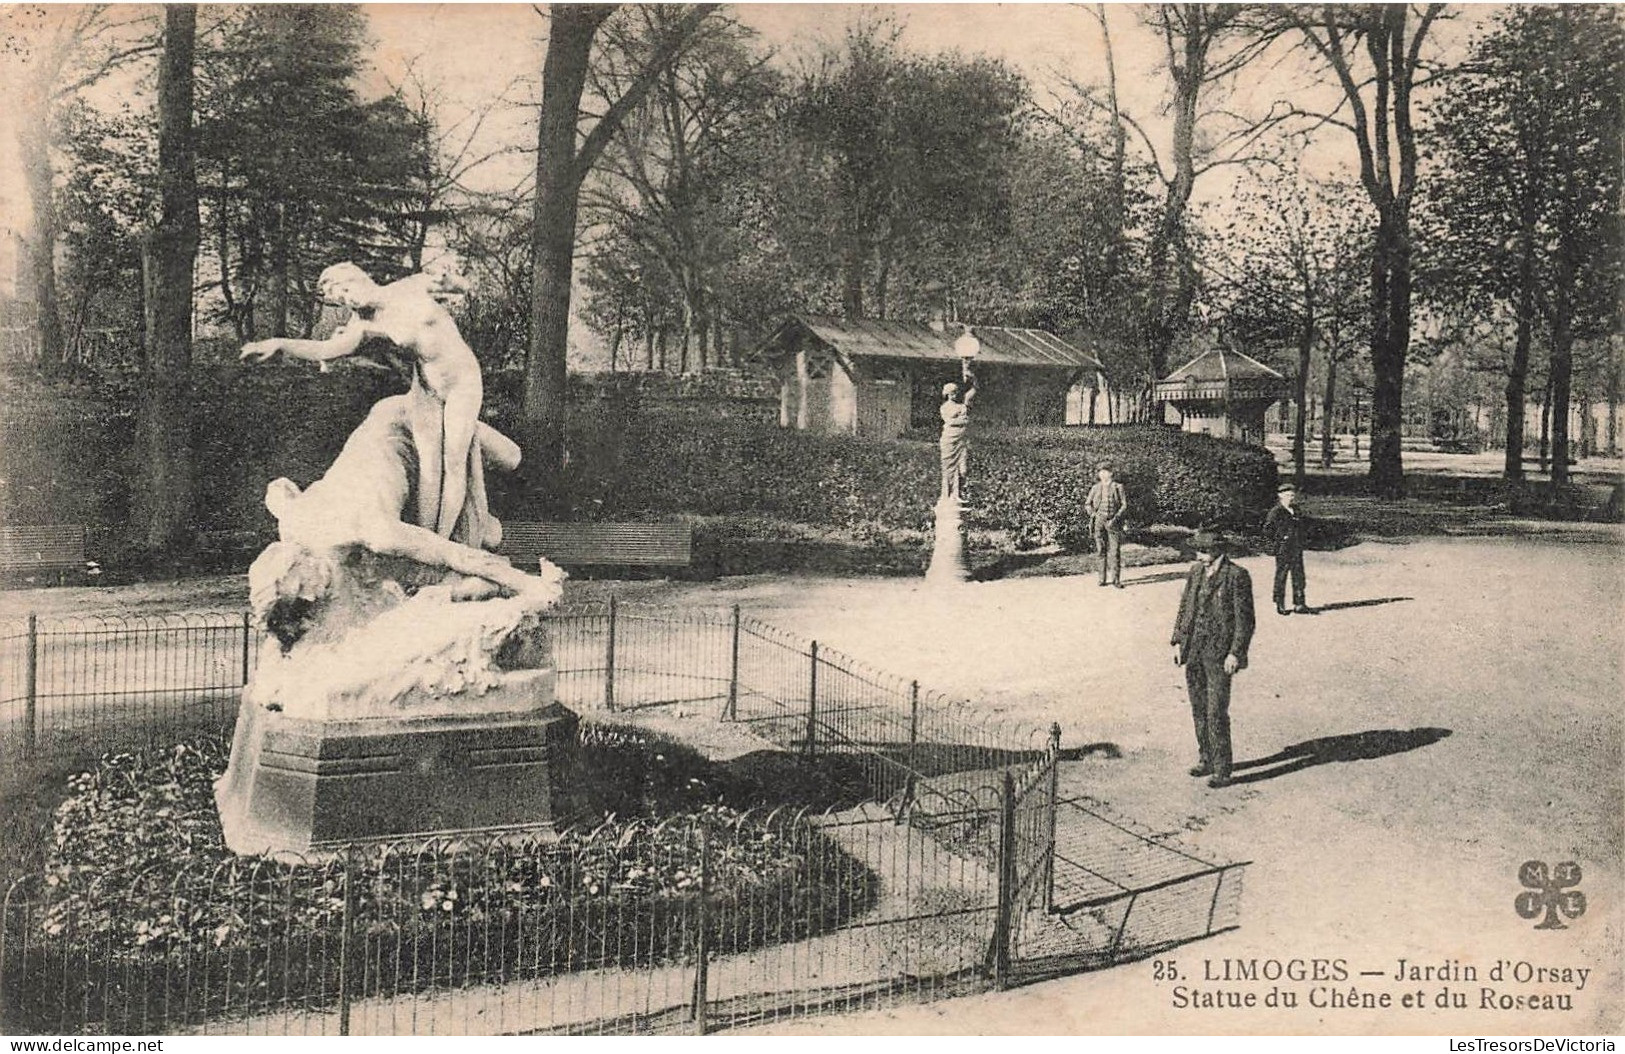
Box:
0;2;1498;292
356;1;1322;203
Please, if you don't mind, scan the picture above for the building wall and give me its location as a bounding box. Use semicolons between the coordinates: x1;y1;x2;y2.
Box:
851;359;912;438
1173;402;1272;446
779;345;857;435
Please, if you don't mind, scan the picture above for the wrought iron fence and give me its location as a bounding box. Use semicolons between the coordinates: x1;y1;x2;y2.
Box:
0;602;1245;1035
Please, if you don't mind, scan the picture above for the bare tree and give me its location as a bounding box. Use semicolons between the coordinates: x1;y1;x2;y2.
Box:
581;10;772;369
524;3;719;500
1139;5;1287;384
1277;3;1447;498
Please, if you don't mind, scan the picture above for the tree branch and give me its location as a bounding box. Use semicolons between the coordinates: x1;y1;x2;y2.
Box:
572;4;719;185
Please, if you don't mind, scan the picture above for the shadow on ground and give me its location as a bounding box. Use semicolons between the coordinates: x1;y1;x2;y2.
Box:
1306;596;1413;613
1231;727;1452;785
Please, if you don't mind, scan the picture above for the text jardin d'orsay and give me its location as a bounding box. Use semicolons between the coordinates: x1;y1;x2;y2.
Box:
1152;958;1592;1013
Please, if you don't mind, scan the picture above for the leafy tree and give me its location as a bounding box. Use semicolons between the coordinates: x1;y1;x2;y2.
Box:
783;19;1026;321
3;5;157;371
1216;173;1370;483
194;4;432;339
1137;4;1289;385
581;11;777;368
55;100;152;364
1422;5;1623;482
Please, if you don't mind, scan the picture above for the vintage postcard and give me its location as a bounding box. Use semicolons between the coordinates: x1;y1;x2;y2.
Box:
0;1;1619;1042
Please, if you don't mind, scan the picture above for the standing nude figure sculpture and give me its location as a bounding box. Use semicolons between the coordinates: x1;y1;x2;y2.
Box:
241;263;490;547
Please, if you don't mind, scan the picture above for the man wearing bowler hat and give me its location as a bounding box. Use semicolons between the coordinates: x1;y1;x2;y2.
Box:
1262;482;1311;615
1171;528;1256;788
1084;461;1129;588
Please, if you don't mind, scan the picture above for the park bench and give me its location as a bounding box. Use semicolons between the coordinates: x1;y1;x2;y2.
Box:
0;524;88;584
500;521;693;571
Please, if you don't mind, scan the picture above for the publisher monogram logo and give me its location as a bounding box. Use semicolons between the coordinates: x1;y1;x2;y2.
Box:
1516;860;1585;930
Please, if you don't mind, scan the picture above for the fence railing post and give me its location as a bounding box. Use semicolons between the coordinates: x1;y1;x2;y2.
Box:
240;612;252;686
1045;722;1061;913
23;613;38;757
804;641;818;756
908;680;920;765
604;596;618;712
337;850;356;1036
989;768;1016;990
725;605;740;721
691;823;711;1035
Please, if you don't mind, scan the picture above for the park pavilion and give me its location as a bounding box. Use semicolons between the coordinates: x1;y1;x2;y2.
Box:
1154;346;1290;446
758;314;1109;438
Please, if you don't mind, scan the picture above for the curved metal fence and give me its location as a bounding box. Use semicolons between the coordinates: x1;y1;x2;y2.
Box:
0;602;1245;1035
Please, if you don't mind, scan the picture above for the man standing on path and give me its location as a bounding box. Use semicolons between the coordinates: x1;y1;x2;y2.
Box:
1262;482;1310;615
1171;529;1256;789
1085;461;1128;588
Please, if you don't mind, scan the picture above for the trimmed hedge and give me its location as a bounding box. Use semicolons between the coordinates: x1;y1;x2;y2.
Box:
544;406;1277;546
3;370;1276;559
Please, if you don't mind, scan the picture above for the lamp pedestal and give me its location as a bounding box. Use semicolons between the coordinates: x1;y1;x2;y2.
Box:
926;496;971;584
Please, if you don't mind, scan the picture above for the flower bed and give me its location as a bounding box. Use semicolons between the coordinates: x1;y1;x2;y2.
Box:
5;734;879;1034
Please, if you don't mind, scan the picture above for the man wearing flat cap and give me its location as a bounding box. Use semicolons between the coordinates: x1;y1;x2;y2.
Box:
1262;482;1310;615
1170;528;1256;788
1084;461;1128;588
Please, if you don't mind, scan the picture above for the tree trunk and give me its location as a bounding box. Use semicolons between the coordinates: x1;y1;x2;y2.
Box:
1321;354;1339;469
840;235;865;318
20;103;65;371
1144;17;1203;384
1504;307;1532;481
1538;373;1552;474
265;202;290;337
1367;212;1408;498
216;162;245;340
1607;350;1619;456
1293;309;1313;485
1549;293;1573;486
1095;4;1128;277
523;7;600;506
138;5;200;555
1504;205;1537;480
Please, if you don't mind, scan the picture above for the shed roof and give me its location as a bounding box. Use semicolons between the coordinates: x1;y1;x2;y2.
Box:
1162;347;1285;383
767;314;1104;371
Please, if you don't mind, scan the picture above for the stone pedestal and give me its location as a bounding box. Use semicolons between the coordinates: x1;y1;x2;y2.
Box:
926;496;971;585
216;669;577;857
218;546;579;860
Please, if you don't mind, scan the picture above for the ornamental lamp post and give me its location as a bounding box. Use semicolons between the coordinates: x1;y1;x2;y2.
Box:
954;326;981;382
927;326;981;586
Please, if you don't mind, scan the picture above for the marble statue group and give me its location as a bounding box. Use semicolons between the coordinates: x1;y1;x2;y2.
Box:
215;261;576;856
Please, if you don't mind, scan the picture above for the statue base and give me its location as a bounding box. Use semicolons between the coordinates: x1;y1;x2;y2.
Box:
215;668;578;859
926;496;971;585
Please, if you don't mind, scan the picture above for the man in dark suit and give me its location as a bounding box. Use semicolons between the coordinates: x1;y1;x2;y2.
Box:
1262;482;1310;615
1170;529;1256;788
1084;461;1129;588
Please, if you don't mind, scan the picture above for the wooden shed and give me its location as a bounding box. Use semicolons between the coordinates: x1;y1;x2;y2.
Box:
757;314;1108;439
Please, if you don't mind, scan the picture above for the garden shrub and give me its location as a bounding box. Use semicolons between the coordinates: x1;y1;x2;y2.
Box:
538;408;1278;544
3;370;1275;563
8;733;879;1034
